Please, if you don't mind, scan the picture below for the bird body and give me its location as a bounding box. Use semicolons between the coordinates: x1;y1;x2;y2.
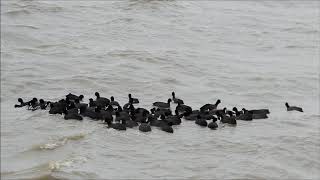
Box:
208;121;218;130
172;92;184;104
139;123;151;132
200;99;221;112
153;99;172;108
285;102;303;112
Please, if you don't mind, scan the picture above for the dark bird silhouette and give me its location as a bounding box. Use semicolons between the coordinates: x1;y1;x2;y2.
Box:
153;99;172;109
128;94;139;104
200;99;221;112
171;92;184;104
208;117;218;130
195;115;208;127
14;98;28;108
285;102;303;112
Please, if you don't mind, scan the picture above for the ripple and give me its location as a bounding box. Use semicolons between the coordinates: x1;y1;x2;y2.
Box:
4;9;31;16
9;24;39;30
29;133;86;151
2;1;319;179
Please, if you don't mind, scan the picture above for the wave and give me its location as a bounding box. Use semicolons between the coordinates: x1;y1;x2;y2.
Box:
30;133;86;151
285;45;316;49
4;9;31;16
15;48;39;54
49;156;88;171
1;156;89;180
9;24;39;30
247;76;278;82
35;44;66;49
108;50;151;58
282;27;319;34
1;163;55;180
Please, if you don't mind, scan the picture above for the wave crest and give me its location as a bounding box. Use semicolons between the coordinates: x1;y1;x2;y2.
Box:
32;133;86;151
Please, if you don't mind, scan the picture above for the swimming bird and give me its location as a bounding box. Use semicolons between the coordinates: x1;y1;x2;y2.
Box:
115;120;127;131
200;99;221;112
92;106;105;120
219;111;237;125
209;107;227;116
232;107;243;116
139;119;152;132
119;110;131;120
105;105;116;115
28;98;36;104
157;115;174;133
115;111;124;122
123;99;134;111
160;121;174;133
184;110;200;120
208;117;218;130
14;98;28;108
80;106;99;119
49;100;67;114
172;92;184;104
199;111;214;120
115;104;123;113
89;98;97;107
285;102;303;112
153;99;172;109
104;118;114;128
74;99;88;109
27;98;39;110
39;99;50;110
195;115;208;127
135;108;150;115
245;108;270;114
153;108;172;118
242;108;268;119
66;93;84;101
166;110;182;125
100;108;113;121
103;108;114;122
152;108;163;118
252;113;268;119
175;102;192;115
128;94;139;104
147;113;160;127
126;118;139;128
136;110;149;122
110;96;120;107
95;92;110;107
67;102;77;111
63;109;83;121
236;112;253;121
184;113;199;121
105;118;126;130
233;107;252;121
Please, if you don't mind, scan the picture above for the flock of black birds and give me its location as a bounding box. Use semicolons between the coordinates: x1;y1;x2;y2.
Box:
14;92;303;133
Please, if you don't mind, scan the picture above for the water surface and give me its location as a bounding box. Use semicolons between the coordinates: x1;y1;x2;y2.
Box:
1;1;319;179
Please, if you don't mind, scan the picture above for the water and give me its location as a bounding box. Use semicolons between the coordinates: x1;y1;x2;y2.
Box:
1;0;320;179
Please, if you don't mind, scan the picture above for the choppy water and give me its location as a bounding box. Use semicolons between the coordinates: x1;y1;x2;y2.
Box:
1;0;320;179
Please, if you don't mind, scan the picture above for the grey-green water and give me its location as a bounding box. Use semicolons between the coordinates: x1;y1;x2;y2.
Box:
1;1;319;179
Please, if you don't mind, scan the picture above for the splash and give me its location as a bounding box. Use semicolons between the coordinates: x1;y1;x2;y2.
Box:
49;156;88;171
2;156;88;180
32;133;86;151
